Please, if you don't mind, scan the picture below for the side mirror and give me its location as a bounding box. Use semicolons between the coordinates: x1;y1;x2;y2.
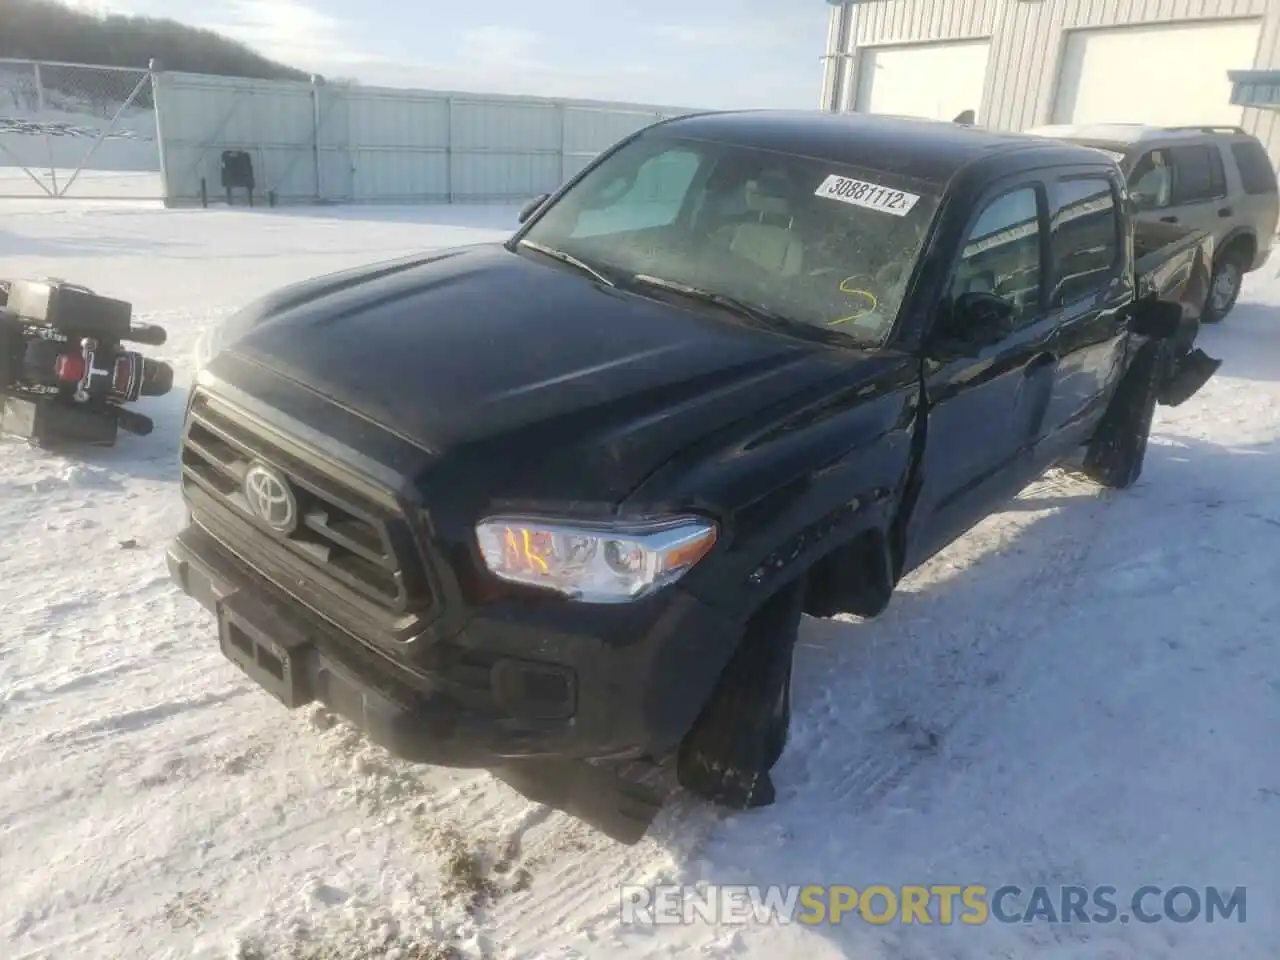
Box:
1130;296;1184;339
932;292;1015;358
517;193;550;224
1130;192;1160;213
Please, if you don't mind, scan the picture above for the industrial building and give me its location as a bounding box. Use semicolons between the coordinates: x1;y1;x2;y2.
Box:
821;0;1280;167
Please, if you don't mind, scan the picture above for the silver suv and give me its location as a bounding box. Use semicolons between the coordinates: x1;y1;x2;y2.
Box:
1028;123;1279;322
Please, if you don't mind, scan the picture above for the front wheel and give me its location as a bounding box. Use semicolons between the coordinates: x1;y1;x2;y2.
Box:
676;582;802;810
1202;251;1245;323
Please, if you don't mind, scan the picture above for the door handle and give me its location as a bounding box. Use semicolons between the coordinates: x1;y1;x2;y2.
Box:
1218;206;1233;217
1160;215;1179;223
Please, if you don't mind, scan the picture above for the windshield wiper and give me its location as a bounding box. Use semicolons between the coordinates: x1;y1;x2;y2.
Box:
518;240;615;287
630;273;813;332
631;274;784;322
631;274;862;347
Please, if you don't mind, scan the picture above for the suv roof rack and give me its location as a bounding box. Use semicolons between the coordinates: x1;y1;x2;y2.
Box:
1161;125;1247;135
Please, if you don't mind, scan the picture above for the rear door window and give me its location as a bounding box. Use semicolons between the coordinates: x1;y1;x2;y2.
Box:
1231;140;1278;195
1050;177;1120;306
1168;145;1226;204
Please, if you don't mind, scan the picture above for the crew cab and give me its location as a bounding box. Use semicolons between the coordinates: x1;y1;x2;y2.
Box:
169;111;1219;833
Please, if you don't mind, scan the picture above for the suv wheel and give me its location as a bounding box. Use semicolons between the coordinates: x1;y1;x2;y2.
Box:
1203;251;1245;323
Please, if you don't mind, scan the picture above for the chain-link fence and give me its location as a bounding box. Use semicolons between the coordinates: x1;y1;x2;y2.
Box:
0;58;162;199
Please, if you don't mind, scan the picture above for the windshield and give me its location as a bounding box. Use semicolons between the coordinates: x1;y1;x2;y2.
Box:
519;133;941;347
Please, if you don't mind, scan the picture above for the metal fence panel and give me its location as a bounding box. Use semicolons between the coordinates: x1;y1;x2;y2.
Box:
155;72;320;204
452;151;564;203
562;105;678;185
315;85;353;202
0;58;161;199
341;87;451;202
347;90;451;147
153;71;699;206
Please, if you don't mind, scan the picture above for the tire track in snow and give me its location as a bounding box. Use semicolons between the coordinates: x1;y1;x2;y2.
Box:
41;688;250;748
786;469;1113;819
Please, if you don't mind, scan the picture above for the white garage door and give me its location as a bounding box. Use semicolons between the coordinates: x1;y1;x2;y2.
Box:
854;40;990;122
1053;20;1262;126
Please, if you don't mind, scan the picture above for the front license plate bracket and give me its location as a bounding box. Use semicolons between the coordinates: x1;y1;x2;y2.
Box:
217;594;315;709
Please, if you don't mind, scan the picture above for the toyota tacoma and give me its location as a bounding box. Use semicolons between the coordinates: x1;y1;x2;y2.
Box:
169;111;1219;835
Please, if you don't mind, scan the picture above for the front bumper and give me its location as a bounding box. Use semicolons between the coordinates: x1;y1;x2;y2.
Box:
168;523;743;766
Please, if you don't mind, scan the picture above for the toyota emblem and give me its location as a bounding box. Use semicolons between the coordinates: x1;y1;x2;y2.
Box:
243;462;298;534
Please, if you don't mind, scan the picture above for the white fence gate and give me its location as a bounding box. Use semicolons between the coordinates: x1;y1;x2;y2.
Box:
152;71;697;206
0;58;162;199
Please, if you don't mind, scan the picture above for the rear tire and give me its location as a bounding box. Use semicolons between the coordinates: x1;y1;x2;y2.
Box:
1082;341;1162;490
1202;249;1245;323
676;581;802;810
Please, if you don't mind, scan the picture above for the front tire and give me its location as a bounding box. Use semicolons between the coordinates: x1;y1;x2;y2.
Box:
676;581;802;810
1082;341;1162;489
1202;250;1245;323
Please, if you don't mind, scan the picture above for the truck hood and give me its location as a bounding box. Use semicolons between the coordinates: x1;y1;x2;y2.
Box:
216;243;850;504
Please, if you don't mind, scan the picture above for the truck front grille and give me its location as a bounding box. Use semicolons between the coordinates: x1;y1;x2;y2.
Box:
179;391;431;626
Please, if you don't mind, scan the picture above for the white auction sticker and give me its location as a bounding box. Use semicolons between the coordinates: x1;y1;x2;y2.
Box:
814;174;921;217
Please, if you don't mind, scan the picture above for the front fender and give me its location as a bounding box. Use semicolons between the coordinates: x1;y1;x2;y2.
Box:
627;356;920;619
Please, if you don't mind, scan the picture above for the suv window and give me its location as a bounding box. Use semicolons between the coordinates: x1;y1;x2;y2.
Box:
1168;145;1226;204
1050;177;1119;306
950;186;1042;327
1128;149;1172;210
1231;140;1278;195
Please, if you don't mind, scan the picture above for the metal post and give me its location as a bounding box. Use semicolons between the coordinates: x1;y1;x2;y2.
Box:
32;61;58;194
311;74;324;202
150;59;172;206
819;1;856;113
446;97;454;204
558;102;568;187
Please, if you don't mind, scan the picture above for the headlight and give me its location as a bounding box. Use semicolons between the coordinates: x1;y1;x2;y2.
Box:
474;515;718;603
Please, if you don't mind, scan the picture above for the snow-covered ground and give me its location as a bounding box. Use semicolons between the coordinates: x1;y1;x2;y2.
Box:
0;167;163;201
1;199;1277;960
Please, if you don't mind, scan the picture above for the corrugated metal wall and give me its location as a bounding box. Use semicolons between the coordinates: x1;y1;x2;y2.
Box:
826;0;1280;166
153;71;697;206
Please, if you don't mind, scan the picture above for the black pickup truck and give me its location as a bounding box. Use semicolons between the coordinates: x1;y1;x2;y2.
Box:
169;111;1219;829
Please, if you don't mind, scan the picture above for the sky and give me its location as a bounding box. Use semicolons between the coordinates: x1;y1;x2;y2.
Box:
74;0;833;109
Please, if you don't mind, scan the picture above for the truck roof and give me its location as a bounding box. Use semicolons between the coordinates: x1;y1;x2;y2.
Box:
654;110;1106;188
